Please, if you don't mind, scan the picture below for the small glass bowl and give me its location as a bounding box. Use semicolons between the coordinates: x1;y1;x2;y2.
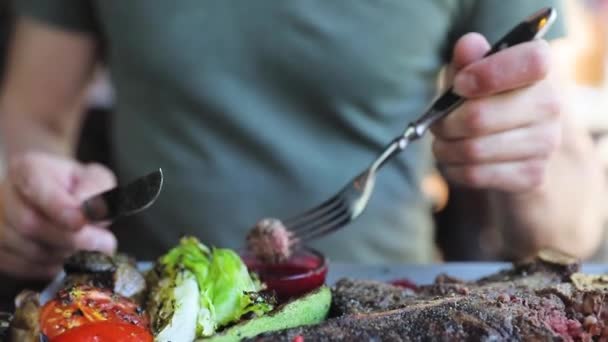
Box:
240;247;328;301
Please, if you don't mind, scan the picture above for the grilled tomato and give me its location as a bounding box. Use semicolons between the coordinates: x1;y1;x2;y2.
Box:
40;285;149;339
52;321;153;342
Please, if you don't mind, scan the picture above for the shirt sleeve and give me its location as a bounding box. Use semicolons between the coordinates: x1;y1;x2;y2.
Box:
11;0;99;34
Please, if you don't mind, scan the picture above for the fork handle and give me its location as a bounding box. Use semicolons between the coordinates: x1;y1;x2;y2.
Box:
373;8;556;172
408;7;557;138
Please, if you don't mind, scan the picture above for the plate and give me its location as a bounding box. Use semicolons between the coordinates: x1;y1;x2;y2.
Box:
41;262;608;304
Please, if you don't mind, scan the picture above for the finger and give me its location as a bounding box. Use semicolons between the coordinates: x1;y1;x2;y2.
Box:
433;121;561;165
4;188;80;249
5;183;116;253
10;156;86;230
0;249;61;280
431;81;560;139
450;32;491;72
453;40;551;98
72;225;117;255
0;225;68;265
72;163;117;200
442;159;548;192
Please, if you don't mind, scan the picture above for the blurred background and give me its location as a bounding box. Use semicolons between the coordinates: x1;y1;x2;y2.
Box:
0;0;606;261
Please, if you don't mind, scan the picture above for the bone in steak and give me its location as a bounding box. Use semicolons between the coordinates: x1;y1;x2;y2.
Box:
251;251;608;341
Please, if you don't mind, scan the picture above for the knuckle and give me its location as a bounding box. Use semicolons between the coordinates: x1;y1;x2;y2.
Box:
7;155;25;182
29;245;51;262
13;152;39;174
429;123;441;137
528;43;551;79
10;157;37;197
545;128;561;153
546;99;562;119
522;161;546;188
542;86;562;118
19;177;36;199
461;167;483;187
475;64;500;92
15;211;41;239
536;125;561;156
461;141;483;161
463;101;487;134
432;139;446;160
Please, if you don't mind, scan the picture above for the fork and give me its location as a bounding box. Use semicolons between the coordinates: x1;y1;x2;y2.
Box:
283;7;557;246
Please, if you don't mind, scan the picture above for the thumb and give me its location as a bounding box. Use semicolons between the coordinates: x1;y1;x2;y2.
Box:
445;33;491;83
73;225;118;254
72;163;117;201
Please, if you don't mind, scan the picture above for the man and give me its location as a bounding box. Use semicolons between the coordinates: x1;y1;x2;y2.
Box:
0;0;605;300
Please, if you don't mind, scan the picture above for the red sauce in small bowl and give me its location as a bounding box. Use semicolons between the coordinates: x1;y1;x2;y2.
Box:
240;247;328;301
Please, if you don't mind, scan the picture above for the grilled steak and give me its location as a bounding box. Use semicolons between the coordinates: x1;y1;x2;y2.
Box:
251;251;608;341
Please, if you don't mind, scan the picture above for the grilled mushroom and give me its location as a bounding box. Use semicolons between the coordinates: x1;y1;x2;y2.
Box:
63;251;147;304
8;290;40;342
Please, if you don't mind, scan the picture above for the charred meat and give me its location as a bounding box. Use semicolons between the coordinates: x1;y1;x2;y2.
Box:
330;278;415;316
251;250;608;341
247;218;292;263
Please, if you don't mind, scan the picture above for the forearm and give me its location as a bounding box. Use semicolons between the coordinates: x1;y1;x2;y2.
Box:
0;103;83;158
492;113;607;260
0;17;98;160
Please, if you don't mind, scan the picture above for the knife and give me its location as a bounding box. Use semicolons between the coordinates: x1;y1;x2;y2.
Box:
81;168;164;222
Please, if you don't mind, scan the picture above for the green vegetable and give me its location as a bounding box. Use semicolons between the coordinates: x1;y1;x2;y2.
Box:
201;286;331;342
152;271;200;342
148;237;273;340
204;248;272;327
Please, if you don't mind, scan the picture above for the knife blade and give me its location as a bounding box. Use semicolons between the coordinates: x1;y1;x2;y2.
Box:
81;168;164;222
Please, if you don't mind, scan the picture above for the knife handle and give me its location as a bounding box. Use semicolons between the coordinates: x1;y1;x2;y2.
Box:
409;7;557;138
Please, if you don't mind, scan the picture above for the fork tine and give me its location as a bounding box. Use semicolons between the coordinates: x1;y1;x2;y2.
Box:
283;194;341;228
291;200;348;238
293;210;352;243
289;196;347;233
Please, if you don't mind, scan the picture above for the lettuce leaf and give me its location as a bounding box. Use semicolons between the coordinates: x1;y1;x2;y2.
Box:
204;248;273;326
156;237;273;338
151;271;200;342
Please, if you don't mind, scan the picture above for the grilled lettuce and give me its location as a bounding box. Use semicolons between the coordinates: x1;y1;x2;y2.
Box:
147;237;273;340
152;271;200;342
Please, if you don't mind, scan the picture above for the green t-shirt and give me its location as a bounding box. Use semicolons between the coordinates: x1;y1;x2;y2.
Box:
13;0;564;263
